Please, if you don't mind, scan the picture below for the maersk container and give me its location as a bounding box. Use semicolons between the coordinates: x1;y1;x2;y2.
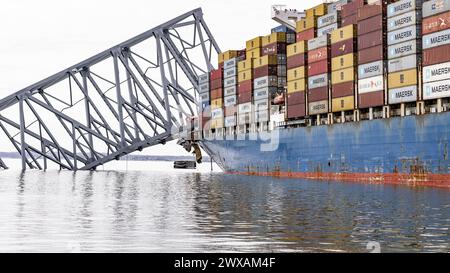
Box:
359;90;385;108
423;79;450;99
262;42;287;56
238;102;252;114
423;0;450;18
318;23;340;37
224;95;237;107
253;65;277;79
318;11;341;28
287;54;306;69
308;60;330;77
224;85;237;96
211;88;223;100
388;85;418;104
357;3;386;22
253;76;278;89
224;57;243;70
388;25;421;46
388;54;419;73
423;62;450;83
224;77;237;88
199;73;209;84
358;60;384;79
359;45;385;64
423;44;450;66
308;35;330;51
224;67;237;79
287;91;306;105
422;10;450;35
254;99;269;111
287;103;306;118
327;0;349;13
308;73;329;89
388;69;418;89
224;116;236;127
254;110;270;123
199;82;210;94
423;28;450;49
296;28;316;42
271;25;296;34
387;0;423;18
253;87;278;101
331;24;356;44
358;75;384;94
308;86;329;102
308;100;329;115
387;10;420;32
388;39;420;59
200;92;210;103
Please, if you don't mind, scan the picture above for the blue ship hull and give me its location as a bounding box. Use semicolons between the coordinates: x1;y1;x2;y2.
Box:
202;112;450;188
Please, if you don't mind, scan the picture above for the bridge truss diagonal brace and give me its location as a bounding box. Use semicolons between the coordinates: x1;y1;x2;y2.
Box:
0;8;220;171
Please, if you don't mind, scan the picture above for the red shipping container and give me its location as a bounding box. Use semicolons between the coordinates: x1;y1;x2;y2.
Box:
287;54;306;69
358;29;384;50
287;103;306;119
254;65;277;78
423;44;450;66
287;91;306;105
358;45;384;65
218;63;224;71
357;4;385;21
357;14;384;35
308;60;329;77
359;90;384;108
238;80;252;94
210;69;222;80
296;28;316;42
342;14;358;27
331;38;356;57
422;10;450;35
308;47;329;64
225;106;237;117
308;86;329;102
238;90;252;104
262;42;287;56
210;78;223;90
332;81;355;98
341;0;365;18
211;88;223;100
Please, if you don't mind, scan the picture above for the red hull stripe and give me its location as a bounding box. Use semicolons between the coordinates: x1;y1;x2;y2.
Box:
228;171;450;189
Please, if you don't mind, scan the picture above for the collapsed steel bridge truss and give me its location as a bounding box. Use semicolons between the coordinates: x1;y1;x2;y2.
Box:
0;8;219;170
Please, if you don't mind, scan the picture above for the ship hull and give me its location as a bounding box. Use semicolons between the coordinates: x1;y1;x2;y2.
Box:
201;112;450;188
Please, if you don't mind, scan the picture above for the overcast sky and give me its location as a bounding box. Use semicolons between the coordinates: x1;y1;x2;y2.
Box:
0;0;321;158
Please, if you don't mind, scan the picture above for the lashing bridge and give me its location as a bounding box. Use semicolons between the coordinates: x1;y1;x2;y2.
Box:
0;8;220;170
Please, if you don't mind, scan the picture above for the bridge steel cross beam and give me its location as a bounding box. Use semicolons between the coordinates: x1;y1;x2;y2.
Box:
0;157;7;169
0;8;220;171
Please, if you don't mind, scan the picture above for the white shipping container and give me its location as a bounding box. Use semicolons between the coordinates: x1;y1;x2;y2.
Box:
388;39;420;59
423;28;450;50
423;62;450;83
224;56;244;70
308;100;329;115
388;25;421;46
317;23;339;37
238;102;253;114
308;73;329;89
387;10;420;32
358;61;384;80
224;67;237;79
200;92;210;103
358;75;385;94
388;54;418;73
224;85;237;96
388;0;423;18
254;99;269;111
224;95;237;107
224;116;237;127
199;82;210;94
254;110;270;123
238;112;252;125
198;73;209;84
423;79;450;99
327;0;349;13
389;85;418;104
211;108;224;119
317;11;340;28
423;0;450;18
224;77;237;88
308;35;329;51
253;76;278;89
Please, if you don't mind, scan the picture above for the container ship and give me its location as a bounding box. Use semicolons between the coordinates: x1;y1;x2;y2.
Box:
194;0;450;188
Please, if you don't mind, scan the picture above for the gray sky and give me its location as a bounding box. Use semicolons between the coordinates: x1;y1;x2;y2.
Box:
0;0;320;157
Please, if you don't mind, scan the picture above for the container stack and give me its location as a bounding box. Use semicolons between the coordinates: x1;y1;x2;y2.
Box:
422;0;450;109
387;0;423;111
296;5;321;42
218;50;239;70
317;6;342;37
357;1;388;112
210;68;224;129
223;57;243;130
286;41;308;119
330;24;358;118
341;0;365;27
307;35;331;122
198;73;210;131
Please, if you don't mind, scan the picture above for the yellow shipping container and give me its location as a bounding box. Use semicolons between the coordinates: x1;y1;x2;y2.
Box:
246;37;262;51
211;99;223;109
211;118;224;129
238;59;253;72
238;70;253;83
287;41;307;57
287;79;306;93
331;25;356;44
218;50;238;64
332;96;355;112
331;53;356;71
287;66;306;81
306;3;327;18
296;17;317;33
332;67;355;85
254;55;278;69
246;48;261;59
262;32;286;46
388;69;418;89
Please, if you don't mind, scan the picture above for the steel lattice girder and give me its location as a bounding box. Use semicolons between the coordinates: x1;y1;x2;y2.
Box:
0;8;220;171
0;157;7;169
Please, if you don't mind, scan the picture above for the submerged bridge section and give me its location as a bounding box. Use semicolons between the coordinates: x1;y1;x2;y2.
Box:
0;8;219;170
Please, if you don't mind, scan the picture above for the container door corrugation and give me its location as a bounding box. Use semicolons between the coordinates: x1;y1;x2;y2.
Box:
388;25;421;46
358;75;385;94
388;54;418;73
423;79;450;99
387;10;420;32
306;3;327;18
332;53;356;71
331;24;356;44
238;59;253;72
331;39;356;57
332;96;355;112
296;17;318;33
388;69;418;88
246;37;262;51
423;62;450;83
388;85;418;104
308;73;329;89
423;28;450;50
246;48;261;59
331;67;355;85
358;60;385;79
388;39;420;59
387;0;422;18
423;44;450;66
262;32;286;46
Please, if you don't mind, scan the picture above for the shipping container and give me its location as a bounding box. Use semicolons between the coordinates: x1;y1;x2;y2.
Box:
224;77;237;88
358;29;384;50
199;82;210;94
423;79;450;99
308;35;330;51
224;105;236;117
332;67;355;85
341;0;365;18
287;41;307;57
262;32;286;46
287;103;306;118
332;81;356;98
254;99;269;111
306;3;327;18
359;90;385;108
238;80;252;93
388;69;418;88
262;42;287;56
422;10;450;35
277;65;287;77
271;25;296;34
358;75;385;94
332;95;355;112
238;102;253;114
253;65;277;79
308;73;329;89
423;62;450;83
308;60;330;76
200;92;210;102
254;76;278;89
388;39;420;59
328;0;350;13
246;37;262;50
246;48;261;59
211;78;223;90
224;85;237;97
211;98;223;109
254;110;270;123
238;91;252;104
423;0;450;18
238;59;253;72
342;14;358;26
277;54;287;65
296;17;318;33
287;91;306;105
237;112;252;125
308;47;329;63
287;66;306;81
388;85;418;104
388;54;419;72
254;87;278;101
224;57;243;70
318;11;341;28
238;70;253;83
308;86;329;102
358;3;386;22
254;55;278;68
423;28;450;50
331;24;356;44
308;100;329;115
296;28;316;41
388;25;421;46
224;95;237;107
218;50;238;64
358;14;384;35
211;108;224;119
358;45;385;64
387;0;422;18
287;79;306;93
210;69;222;80
210;119;224;129
331;39;356;57
358;60;385;79
224;116;236;127
387;10;420;32
423;44;450;66
332;53;356;71
224;67;237;79
211;88;223;100
198;73;209;84
318;23;340;37
287;54;306;69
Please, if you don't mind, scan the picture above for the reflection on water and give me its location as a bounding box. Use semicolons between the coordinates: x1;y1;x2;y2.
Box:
0;168;449;252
